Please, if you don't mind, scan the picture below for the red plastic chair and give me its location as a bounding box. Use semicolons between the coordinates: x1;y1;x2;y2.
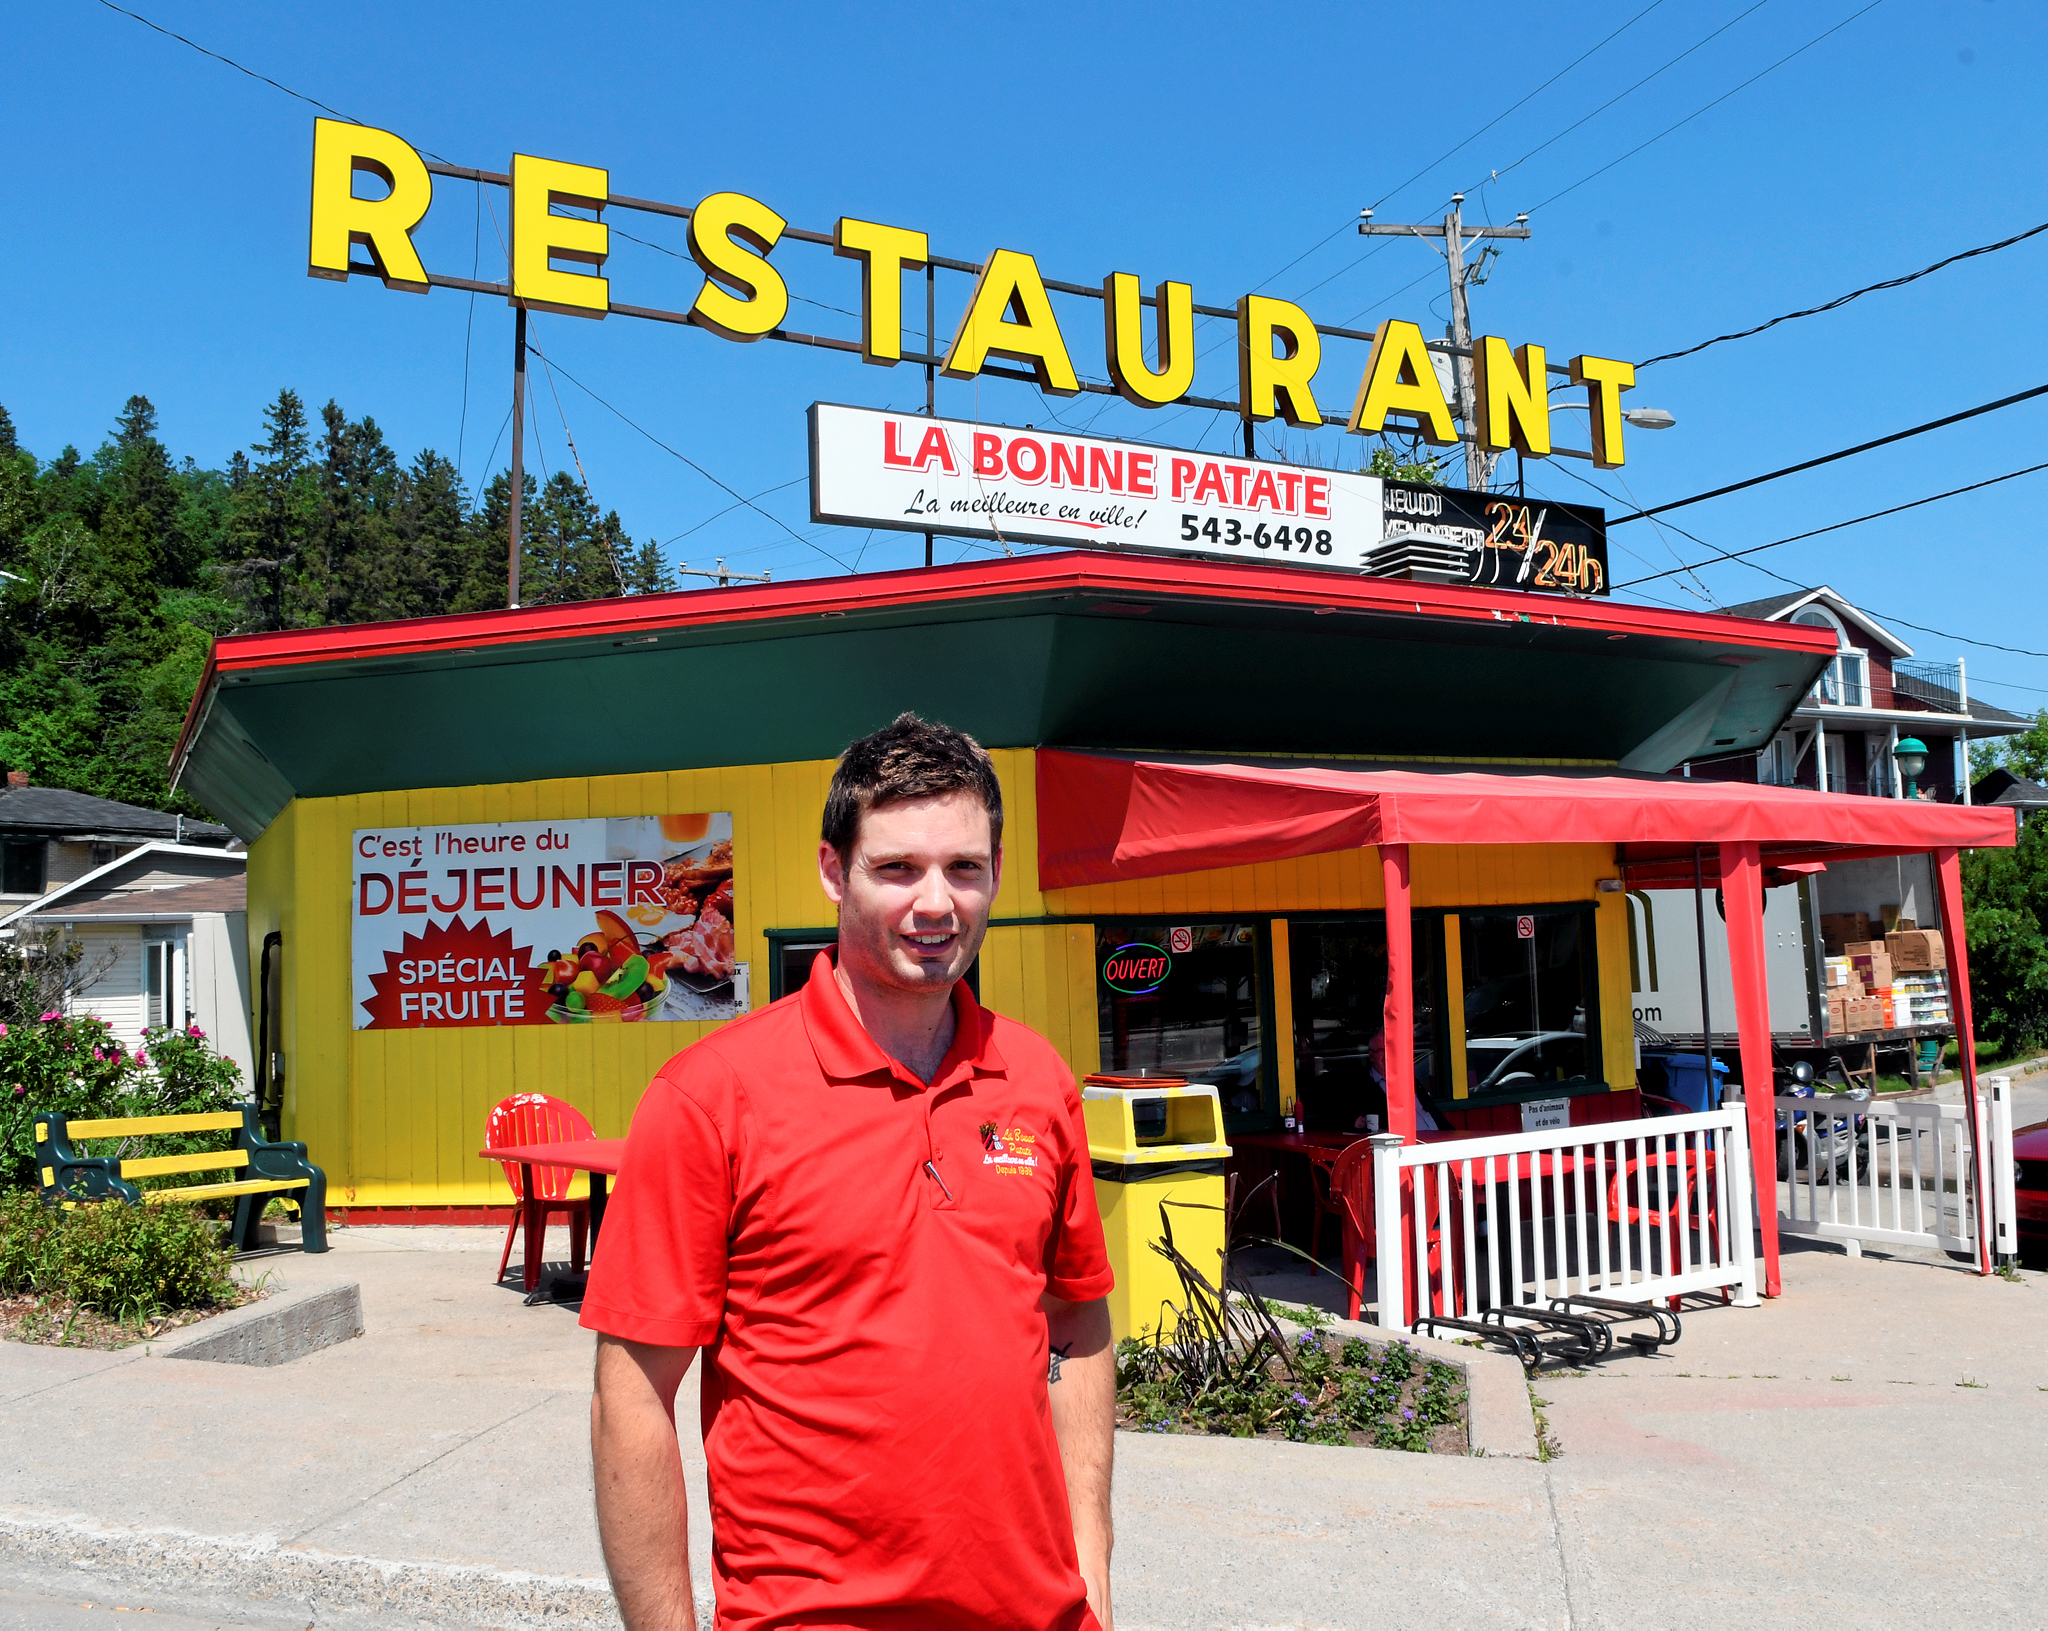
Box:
1330;1138;1467;1323
1606;1146;1723;1308
487;1093;593;1286
1328;1141;1376;1322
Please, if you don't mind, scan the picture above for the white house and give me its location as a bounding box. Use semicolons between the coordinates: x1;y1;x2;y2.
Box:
1;843;254;1092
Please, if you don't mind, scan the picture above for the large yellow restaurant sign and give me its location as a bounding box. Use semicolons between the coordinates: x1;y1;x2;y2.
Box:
309;120;1640;469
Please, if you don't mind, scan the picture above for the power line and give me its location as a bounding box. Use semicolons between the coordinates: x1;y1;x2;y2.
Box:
663;477;808;547
524;344;852;574
1610;380;2048;524
95;0;363;123
1638;216;2048;369
1468;0;1775;201
1660;544;2048;666
1615;459;2048;587
1365;0;1674;216
1522;1;1885;215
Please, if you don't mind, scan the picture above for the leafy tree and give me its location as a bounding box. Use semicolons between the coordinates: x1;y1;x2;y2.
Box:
1972;710;2048;786
1368;445;1446;484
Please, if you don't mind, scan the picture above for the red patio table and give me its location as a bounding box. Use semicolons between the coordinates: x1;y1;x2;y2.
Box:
478;1137;626;1305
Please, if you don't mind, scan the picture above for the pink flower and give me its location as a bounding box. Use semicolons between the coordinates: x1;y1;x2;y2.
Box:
135;1051;149;1067
187;1026;206;1039
38;1011;60;1022
0;1023;8;1036
10;1086;21;1099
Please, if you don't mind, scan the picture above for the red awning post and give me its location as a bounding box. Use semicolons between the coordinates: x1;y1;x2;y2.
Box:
1719;840;1783;1298
1933;847;1993;1275
1381;842;1418;1323
1381;844;1416;1142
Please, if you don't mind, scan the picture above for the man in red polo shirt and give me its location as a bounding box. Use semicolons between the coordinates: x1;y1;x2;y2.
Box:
583;714;1115;1630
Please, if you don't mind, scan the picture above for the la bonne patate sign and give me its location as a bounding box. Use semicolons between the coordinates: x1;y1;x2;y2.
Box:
306;120;1644;470
809;405;1610;592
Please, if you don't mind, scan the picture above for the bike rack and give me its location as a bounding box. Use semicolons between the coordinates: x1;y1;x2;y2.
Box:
1413;1313;1545;1372
1549;1292;1681;1352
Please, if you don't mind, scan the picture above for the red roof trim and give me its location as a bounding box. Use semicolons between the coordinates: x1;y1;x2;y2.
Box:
174;553;1836;770
203;553;1837;673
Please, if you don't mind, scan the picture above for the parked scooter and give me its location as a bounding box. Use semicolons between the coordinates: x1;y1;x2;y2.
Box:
1773;1058;1869;1180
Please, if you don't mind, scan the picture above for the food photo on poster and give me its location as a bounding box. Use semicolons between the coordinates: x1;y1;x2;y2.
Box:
351;813;741;1029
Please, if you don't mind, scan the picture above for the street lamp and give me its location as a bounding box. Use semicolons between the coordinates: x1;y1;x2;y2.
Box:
1550;403;1677;429
1893;736;1929;800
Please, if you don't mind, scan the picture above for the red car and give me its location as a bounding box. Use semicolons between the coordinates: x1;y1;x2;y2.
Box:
2017;1120;2048;1265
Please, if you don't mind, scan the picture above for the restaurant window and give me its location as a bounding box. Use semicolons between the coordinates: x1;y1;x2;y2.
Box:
1457;908;1600;1097
1096;922;1261;1110
1290;915;1443;1132
768;929;978;1003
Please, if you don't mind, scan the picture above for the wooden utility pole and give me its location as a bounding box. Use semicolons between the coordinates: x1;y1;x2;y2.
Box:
508;306;527;608
1358;194;1529;491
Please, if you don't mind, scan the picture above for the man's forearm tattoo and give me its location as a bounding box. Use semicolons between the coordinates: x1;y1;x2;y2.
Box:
1049;1342;1072;1384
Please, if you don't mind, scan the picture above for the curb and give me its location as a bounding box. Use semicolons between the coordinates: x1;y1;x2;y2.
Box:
0;1509;632;1631
150;1282;364;1368
1274;1313;1538;1458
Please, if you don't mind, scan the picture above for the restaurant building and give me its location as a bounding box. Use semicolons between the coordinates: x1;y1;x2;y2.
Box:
169;548;2013;1295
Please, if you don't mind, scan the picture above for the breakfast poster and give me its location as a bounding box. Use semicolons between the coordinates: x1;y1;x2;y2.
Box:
350;814;742;1029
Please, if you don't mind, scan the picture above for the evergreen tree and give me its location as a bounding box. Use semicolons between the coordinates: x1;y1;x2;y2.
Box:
0;384;666;819
394;449;480;618
224;390;315;630
460;470;526;612
520;472;622;606
623;535;676;595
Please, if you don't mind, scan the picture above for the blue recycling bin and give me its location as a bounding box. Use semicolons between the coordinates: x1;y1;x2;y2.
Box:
1642;1050;1730;1113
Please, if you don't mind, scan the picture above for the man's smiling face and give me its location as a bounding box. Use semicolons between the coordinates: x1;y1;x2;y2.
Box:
819;789;1001;995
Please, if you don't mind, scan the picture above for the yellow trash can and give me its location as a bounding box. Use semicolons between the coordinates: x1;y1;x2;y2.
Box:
1081;1076;1232;1341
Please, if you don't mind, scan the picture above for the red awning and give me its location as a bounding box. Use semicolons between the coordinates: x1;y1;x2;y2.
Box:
1035;751;2017;890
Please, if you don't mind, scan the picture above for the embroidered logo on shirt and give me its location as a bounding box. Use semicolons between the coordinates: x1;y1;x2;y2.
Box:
978;1120;1040;1175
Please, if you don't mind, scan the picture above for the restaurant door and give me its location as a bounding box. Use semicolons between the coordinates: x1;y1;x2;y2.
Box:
1288;916;1443;1133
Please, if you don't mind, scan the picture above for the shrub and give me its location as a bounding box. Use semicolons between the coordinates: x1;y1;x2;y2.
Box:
0;1186;235;1319
0;1014;244;1190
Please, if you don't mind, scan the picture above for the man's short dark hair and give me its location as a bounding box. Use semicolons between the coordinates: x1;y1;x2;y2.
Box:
822;713;1004;861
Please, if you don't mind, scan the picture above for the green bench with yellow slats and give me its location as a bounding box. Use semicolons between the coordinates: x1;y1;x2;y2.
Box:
34;1103;328;1253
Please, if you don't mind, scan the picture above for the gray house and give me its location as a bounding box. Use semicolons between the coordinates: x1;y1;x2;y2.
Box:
0;772;234;908
0;779;251;1090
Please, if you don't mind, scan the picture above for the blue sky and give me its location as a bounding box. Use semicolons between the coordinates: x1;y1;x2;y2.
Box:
5;1;2045;711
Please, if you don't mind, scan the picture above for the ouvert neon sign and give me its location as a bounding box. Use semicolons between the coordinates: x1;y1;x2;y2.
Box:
307;120;1643;470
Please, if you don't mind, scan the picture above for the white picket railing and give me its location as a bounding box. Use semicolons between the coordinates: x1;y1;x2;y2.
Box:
1775;1076;2014;1261
1370;1108;1760;1337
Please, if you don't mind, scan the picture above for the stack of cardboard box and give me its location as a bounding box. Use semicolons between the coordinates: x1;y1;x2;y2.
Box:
1815;913;1949;1035
1833;939;1891;1033
1819;912;1873;955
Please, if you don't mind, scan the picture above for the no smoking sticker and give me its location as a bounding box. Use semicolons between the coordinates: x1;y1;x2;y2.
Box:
1516;915;1535;939
1168;926;1193;954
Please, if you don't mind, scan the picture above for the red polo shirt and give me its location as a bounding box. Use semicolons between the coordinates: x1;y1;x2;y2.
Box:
581;954;1113;1631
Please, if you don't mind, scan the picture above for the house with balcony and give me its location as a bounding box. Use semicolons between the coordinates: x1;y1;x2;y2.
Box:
1690;586;2031;801
1626;587;2031;1066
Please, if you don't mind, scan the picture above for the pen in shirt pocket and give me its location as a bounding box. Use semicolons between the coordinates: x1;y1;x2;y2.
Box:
923;1159;954;1201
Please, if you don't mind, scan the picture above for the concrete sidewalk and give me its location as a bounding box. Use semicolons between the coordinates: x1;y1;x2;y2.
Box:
3;1224;2045;1629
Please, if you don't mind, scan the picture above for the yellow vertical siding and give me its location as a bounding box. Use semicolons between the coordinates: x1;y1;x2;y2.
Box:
261;747;1634;1207
1268;920;1296;1116
1441;914;1469;1098
1594;889;1638;1089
